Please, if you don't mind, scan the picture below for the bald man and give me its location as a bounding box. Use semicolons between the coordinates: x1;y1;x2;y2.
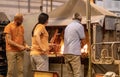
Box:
63;13;85;77
4;13;30;77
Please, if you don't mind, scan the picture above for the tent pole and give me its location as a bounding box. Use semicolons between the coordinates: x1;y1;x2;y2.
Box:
40;0;43;12
46;0;48;13
18;0;20;13
50;0;53;11
86;0;92;77
28;0;30;13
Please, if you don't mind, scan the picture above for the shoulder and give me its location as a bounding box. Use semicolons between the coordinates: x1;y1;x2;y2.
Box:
19;25;24;31
34;24;45;34
37;24;44;28
77;24;84;31
36;24;45;31
4;22;13;29
20;25;24;28
4;22;13;33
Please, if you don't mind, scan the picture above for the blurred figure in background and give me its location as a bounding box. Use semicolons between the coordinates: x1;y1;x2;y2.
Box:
4;13;30;77
63;13;86;77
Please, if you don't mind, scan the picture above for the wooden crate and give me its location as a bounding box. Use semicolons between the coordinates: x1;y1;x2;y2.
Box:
95;74;104;77
33;70;59;77
0;75;5;77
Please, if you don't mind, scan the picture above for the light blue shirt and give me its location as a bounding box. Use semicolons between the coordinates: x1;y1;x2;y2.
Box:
63;20;85;55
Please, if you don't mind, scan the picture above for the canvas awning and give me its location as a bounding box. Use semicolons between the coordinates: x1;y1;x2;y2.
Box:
48;0;117;26
23;0;117;27
48;15;105;26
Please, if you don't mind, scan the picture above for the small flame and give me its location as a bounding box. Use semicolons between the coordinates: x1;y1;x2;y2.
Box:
81;44;88;53
60;41;88;54
60;40;64;54
60;44;64;54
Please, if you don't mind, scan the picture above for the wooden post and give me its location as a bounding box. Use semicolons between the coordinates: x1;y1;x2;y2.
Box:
86;0;92;77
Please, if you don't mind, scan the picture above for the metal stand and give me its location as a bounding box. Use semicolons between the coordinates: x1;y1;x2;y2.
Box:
91;42;120;76
60;56;63;77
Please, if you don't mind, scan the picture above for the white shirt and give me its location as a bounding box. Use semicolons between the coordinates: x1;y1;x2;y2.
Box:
63;20;85;55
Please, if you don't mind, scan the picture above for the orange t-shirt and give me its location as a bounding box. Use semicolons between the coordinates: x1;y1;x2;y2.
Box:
4;22;24;51
30;24;49;55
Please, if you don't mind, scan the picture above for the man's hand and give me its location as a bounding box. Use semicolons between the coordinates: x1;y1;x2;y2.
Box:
41;51;49;55
49;43;59;51
19;45;26;51
25;45;31;51
81;39;86;48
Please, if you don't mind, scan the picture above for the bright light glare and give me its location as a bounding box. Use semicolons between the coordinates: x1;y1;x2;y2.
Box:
81;44;88;53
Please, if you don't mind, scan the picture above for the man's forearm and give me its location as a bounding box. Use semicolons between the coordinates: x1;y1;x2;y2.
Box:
8;39;24;49
6;34;25;49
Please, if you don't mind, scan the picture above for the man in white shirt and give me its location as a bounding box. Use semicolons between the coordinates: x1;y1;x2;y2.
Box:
63;13;86;77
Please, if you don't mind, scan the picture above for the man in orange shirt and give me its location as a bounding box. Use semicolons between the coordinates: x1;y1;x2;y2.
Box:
4;13;30;77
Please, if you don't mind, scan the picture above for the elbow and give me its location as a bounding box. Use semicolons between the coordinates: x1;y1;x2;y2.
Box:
7;39;12;45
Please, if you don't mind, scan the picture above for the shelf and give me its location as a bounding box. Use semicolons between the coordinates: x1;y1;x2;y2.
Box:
0;50;6;52
0;72;7;75
0;63;7;66
0;65;7;67
0;56;4;59
0;68;7;70
0;64;7;66
0;26;5;28
0;48;2;51
0;58;6;61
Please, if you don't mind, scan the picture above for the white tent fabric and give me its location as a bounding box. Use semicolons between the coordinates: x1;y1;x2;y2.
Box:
48;0;116;26
48;15;105;26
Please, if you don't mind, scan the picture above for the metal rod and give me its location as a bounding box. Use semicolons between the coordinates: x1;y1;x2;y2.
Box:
40;0;43;12
18;0;20;13
61;56;63;77
41;0;43;7
119;63;120;77
46;0;48;13
86;0;92;77
92;41;120;45
50;0;53;11
28;0;30;13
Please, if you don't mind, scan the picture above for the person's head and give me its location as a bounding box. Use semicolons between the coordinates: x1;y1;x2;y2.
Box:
14;13;23;26
32;13;49;36
38;13;49;25
72;13;82;22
